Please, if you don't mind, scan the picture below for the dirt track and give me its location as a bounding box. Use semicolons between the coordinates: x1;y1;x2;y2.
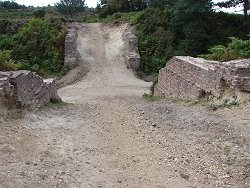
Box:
0;23;249;188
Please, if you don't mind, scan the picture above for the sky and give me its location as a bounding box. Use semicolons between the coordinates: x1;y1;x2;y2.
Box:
15;0;243;13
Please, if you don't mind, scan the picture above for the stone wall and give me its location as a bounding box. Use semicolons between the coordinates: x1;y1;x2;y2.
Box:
64;23;81;68
0;70;60;111
222;59;250;92
122;27;141;71
155;56;250;100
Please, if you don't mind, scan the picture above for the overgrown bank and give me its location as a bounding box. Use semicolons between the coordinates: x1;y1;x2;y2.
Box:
100;6;250;75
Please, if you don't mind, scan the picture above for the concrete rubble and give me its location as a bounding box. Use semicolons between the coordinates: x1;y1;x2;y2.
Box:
155;56;250;100
122;26;141;71
0;70;60;111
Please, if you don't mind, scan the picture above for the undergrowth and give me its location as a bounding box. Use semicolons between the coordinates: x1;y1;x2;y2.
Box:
200;34;250;61
0;17;66;77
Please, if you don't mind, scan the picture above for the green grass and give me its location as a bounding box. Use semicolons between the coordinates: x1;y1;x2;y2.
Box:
142;93;165;101
44;98;68;108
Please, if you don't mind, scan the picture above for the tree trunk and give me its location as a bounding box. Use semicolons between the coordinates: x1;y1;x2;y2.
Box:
243;0;249;16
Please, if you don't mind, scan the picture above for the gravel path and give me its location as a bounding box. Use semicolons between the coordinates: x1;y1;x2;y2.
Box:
0;23;249;188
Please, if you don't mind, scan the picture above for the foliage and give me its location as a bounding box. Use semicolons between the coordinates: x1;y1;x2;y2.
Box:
102;1;249;75
33;9;46;19
0;9;34;20
208;12;250;46
149;0;174;10
55;0;86;17
170;0;212;56
135;8;174;73
77;14;100;23
0;6;65;21
99;0;149;18
0;1;26;9
200;34;250;61
0;18;66;77
103;11;142;24
0;50;22;71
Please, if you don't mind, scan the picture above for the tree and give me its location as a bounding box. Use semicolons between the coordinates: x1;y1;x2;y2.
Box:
130;0;149;11
170;0;213;56
216;0;249;16
149;0;175;10
55;0;85;16
99;0;148;13
0;0;26;9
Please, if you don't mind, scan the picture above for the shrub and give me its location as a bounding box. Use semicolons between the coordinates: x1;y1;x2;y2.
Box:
0;50;22;71
0;18;66;77
200;34;250;61
33;9;46;19
134;8;174;73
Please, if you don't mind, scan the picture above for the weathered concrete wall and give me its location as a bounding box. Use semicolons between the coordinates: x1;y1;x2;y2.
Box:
0;70;60;112
0;72;13;97
0;72;14;116
64;23;81;68
155;56;250;100
122;27;141;71
222;59;250;92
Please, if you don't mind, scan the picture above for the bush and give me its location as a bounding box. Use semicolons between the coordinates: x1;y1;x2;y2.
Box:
135;8;174;73
0;50;22;71
77;15;100;23
102;7;250;76
200;34;250;61
103;11;142;24
0;17;66;77
33;9;46;19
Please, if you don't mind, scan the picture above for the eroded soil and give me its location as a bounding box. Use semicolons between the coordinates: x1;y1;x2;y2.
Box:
0;23;249;188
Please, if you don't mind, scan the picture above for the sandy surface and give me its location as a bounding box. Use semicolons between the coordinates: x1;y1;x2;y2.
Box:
0;23;249;188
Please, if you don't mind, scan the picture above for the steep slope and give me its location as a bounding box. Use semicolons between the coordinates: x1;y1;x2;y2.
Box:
59;23;151;101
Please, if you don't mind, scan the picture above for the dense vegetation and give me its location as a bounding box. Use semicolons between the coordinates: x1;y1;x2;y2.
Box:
55;0;86;17
98;0;250;74
0;0;250;78
0;0;27;9
200;35;250;61
0;17;66;77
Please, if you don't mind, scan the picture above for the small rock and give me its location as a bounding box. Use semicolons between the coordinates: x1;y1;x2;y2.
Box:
223;174;231;178
152;123;157;127
180;173;190;180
